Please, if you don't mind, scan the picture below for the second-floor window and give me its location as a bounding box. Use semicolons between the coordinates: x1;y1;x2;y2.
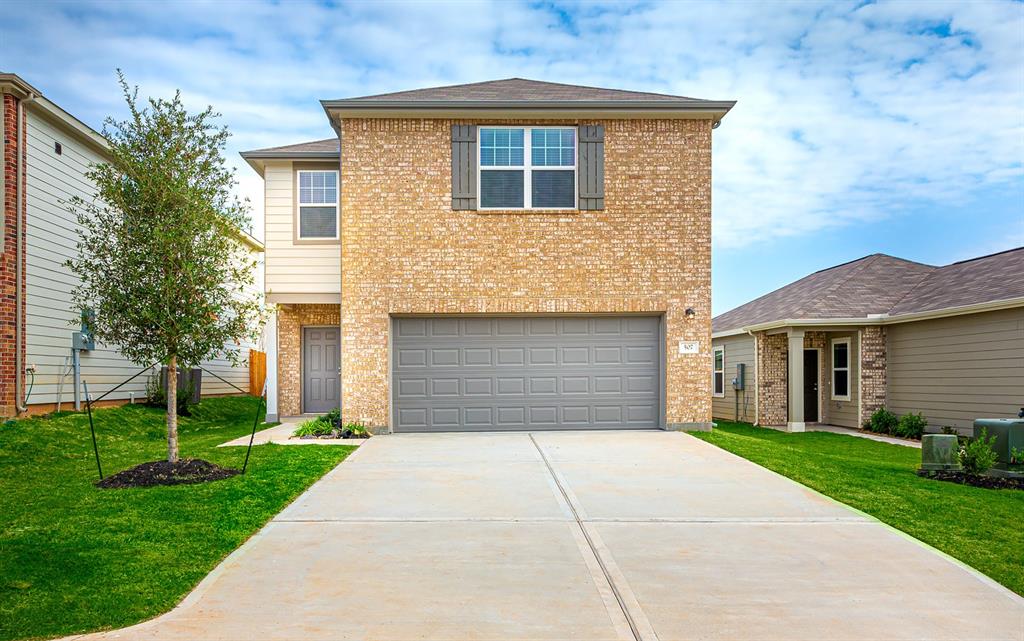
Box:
297;170;338;240
478;127;576;210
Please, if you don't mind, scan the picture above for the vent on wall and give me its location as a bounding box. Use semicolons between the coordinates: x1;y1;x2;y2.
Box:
54;141;62;155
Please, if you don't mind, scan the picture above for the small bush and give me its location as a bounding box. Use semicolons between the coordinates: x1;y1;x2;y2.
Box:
894;412;927;439
293;417;333;437
324;407;341;428
865;407;898;434
959;428;998;476
345;421;369;437
1010;447;1024;467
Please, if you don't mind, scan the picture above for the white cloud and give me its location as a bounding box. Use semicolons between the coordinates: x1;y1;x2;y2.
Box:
2;0;1021;247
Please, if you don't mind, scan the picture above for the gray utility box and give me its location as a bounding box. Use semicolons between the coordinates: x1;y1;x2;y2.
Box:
921;434;961;471
973;418;1024;466
160;367;202;405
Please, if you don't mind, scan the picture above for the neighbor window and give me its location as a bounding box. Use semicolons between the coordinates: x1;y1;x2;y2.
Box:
831;338;851;401
712;346;725;397
478;127;576;209
297;170;338;239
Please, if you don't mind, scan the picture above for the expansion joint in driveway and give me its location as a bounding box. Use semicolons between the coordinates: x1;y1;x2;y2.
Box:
528;433;658;641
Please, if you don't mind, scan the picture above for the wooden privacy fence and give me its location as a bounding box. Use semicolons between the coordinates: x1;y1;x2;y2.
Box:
249;349;267;396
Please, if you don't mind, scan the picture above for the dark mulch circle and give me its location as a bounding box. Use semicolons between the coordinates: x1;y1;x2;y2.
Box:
96;459;240;489
917;469;1024;490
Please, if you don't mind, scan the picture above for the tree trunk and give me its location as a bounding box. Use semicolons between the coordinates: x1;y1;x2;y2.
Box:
167;354;179;463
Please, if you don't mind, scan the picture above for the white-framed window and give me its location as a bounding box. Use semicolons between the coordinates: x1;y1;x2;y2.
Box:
712;345;725;397
478;126;577;210
831;337;851;401
297;170;338;239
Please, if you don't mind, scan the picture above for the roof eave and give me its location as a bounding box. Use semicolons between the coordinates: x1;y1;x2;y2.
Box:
239;150;340;176
320;99;736;123
711;295;1024;338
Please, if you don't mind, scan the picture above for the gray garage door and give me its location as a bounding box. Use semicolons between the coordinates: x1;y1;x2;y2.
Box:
391;316;661;432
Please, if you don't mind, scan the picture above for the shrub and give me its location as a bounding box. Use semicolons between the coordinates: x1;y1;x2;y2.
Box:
959;428;998;475
894;412;927;439
865;407;898;434
324;407;342;428
1010;447;1024;467
293;417;333;438
345;421;369;437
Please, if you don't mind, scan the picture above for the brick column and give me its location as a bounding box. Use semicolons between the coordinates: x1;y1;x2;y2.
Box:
756;332;788;426
859;326;887;427
1;93;26;418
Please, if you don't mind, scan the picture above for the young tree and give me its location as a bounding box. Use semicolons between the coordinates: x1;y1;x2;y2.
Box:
67;73;262;463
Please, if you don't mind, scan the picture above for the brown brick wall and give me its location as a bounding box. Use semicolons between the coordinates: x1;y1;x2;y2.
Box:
859;326;887;427
1;94;26;418
277;304;340;417
338;117;713;429
756;332;788;425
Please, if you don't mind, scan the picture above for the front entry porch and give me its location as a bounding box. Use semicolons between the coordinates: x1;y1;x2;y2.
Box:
755;326;886;432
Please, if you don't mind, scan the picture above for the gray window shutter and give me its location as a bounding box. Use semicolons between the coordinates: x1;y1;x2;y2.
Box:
578;125;605;210
451;125;477;210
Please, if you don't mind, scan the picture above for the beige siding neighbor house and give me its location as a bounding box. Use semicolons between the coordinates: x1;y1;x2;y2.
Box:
711;249;1024;432
1;73;263;416
243;78;735;431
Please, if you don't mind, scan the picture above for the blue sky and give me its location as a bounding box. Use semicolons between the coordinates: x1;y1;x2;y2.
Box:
2;0;1022;314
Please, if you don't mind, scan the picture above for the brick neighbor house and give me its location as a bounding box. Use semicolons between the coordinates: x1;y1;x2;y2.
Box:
0;73;263;416
242;78;735;431
711;249;1024;433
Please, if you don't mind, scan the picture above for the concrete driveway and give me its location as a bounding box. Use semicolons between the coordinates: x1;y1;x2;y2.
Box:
74;431;1023;641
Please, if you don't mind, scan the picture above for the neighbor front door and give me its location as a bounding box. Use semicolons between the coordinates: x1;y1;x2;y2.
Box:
303;327;339;413
803;349;819;423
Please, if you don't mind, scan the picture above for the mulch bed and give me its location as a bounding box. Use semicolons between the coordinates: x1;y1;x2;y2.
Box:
917;469;1024;490
298;432;370;440
96;459;240;489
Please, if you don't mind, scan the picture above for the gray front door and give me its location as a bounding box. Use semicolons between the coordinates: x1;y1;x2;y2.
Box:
303;326;339;413
392;316;662;432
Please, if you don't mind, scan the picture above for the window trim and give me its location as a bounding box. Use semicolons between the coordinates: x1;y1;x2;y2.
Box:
830;337;851;401
712;345;726;398
477;126;578;211
294;167;340;243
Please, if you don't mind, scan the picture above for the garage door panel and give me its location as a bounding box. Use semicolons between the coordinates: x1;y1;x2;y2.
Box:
392;316;662;432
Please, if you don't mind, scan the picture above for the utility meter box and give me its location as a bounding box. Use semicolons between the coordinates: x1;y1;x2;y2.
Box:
732;363;745;390
72;331;94;351
73;308;96;351
973;418;1024;466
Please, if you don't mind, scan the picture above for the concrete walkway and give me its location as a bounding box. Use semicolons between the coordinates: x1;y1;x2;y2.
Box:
69;431;1023;641
218;418;366;447
809;423;923;448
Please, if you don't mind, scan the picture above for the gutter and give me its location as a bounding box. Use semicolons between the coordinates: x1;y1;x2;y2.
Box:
15;90;36;413
320;98;737;128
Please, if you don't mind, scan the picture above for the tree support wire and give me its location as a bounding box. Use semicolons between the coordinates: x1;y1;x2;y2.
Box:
195;366;267;474
81;363;267;481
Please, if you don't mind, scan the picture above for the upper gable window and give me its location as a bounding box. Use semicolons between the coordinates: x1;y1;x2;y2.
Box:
478;127;576;210
297;170;338;239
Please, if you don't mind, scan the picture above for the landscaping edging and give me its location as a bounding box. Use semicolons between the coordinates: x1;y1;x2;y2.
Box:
917;469;1024;491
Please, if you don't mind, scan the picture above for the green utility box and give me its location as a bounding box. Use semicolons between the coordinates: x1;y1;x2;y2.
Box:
921;434;961;471
973;418;1024;466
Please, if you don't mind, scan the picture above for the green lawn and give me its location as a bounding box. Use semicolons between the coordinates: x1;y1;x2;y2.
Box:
694;422;1024;596
0;396;353;641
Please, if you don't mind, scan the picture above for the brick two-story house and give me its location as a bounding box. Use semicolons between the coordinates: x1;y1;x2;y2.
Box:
243;79;734;432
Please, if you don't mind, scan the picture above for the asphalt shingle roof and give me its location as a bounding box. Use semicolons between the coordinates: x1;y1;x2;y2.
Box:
242;138;339;155
712;248;1024;333
327;78;713;104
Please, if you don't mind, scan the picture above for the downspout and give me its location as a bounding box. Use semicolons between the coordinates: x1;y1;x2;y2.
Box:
15;92;35;413
747;328;758;426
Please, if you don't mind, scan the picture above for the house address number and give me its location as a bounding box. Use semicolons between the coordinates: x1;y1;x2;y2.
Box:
678;340;700;355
